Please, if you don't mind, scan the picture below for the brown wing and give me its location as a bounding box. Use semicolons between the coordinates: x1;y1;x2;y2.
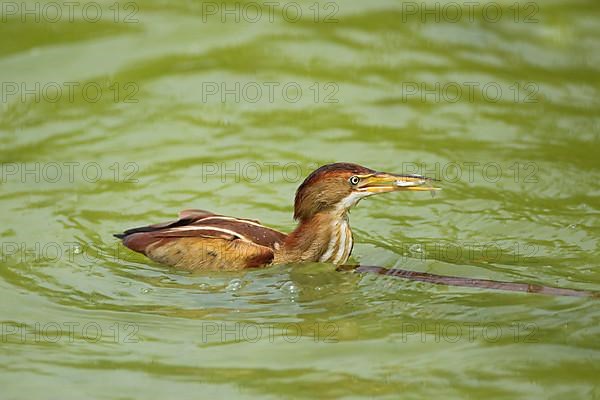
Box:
114;210;287;271
114;209;218;236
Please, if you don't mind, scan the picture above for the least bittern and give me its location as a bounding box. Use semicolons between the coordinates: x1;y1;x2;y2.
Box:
115;163;439;270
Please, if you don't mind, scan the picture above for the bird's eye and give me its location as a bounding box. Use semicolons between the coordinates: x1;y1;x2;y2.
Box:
349;176;360;186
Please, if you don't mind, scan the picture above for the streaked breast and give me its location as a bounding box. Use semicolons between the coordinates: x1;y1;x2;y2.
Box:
319;219;353;265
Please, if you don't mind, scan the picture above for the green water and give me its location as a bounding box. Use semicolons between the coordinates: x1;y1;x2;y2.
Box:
1;0;599;399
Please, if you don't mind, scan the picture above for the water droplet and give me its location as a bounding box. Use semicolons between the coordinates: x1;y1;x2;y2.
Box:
73;244;82;254
141;287;152;294
281;281;299;295
409;244;424;254
226;278;243;292
568;224;576;229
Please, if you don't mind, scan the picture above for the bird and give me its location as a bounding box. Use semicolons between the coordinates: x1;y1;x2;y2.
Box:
114;162;439;271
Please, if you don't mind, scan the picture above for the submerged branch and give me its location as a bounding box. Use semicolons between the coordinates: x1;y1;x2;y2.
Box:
336;265;599;298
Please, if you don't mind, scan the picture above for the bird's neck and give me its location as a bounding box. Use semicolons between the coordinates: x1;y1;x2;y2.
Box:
275;209;354;265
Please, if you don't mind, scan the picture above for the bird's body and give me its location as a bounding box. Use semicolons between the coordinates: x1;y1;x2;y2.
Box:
115;163;438;271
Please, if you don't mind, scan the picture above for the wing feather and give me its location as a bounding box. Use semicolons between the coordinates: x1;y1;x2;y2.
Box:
115;209;287;270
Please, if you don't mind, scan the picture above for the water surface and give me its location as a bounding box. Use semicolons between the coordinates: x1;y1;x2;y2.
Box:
1;1;599;399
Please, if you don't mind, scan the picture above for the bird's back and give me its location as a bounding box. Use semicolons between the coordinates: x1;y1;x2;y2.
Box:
115;209;287;271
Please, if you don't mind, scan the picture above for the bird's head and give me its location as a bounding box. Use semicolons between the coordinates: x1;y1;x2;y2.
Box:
293;162;439;221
